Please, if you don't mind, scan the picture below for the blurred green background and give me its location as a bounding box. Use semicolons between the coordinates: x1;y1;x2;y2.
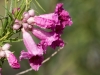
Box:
0;0;100;75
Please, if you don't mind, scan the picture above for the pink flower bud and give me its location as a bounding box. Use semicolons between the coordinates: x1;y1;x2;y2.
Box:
5;50;20;69
27;25;33;31
0;51;6;58
28;9;35;17
13;24;21;30
14;19;22;25
22;23;28;29
23;12;30;20
22;18;27;23
12;8;20;14
27;17;34;24
15;19;20;23
28;25;32;29
2;43;11;50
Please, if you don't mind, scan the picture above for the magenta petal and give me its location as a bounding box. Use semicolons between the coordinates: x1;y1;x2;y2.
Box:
5;51;20;69
32;28;58;46
50;38;65;49
19;50;32;60
34;13;59;29
32;28;64;49
37;42;48;53
22;28;43;55
55;3;64;14
19;50;43;71
39;13;59;24
29;55;43;71
59;10;73;26
54;3;73;34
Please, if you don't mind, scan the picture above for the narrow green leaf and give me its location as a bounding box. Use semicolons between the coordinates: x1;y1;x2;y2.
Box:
2;17;8;36
0;19;3;37
32;2;40;15
10;0;14;13
34;0;45;12
2;6;14;35
5;0;8;16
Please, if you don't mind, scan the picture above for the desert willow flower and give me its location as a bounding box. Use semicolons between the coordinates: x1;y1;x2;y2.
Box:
20;28;43;71
0;43;20;69
27;3;73;34
32;28;64;50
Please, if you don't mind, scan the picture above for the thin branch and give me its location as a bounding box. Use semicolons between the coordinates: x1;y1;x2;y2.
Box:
15;47;64;75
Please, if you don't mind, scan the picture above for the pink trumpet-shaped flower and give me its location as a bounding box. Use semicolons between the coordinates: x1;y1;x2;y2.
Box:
32;3;72;34
20;28;43;71
5;50;20;69
1;43;20;69
32;28;64;50
33;13;59;29
54;3;73;34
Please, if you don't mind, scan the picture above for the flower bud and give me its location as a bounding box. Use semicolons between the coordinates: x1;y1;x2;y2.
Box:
22;18;27;23
28;25;32;29
15;19;20;23
23;12;30;20
13;24;21;30
28;25;33;31
28;9;35;17
0;51;6;58
27;17;34;25
12;8;20;14
2;43;11;50
22;23;28;29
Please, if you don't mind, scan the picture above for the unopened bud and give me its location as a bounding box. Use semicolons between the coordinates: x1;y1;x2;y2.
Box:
13;24;21;30
15;19;21;24
27;17;34;25
12;8;20;14
23;12;30;20
2;43;11;50
0;51;6;58
28;25;32;29
28;9;35;17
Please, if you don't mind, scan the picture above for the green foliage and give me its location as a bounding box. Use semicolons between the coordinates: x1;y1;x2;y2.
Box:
0;0;33;45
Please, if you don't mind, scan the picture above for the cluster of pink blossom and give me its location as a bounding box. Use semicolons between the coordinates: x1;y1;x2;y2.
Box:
0;3;72;73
